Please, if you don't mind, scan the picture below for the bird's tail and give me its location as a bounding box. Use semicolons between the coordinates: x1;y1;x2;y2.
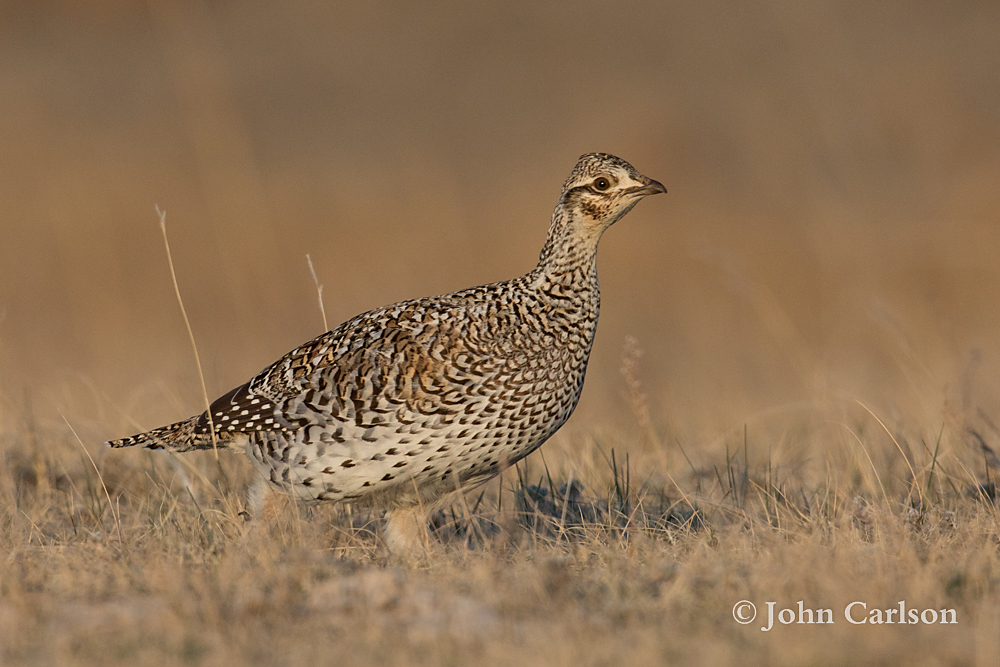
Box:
107;414;219;452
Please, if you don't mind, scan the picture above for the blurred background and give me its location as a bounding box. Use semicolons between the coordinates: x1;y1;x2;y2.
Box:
1;0;999;456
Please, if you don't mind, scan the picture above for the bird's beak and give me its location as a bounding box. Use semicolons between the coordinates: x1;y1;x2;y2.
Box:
630;177;667;197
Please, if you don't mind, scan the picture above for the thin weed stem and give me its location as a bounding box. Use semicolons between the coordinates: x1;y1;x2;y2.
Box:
155;205;219;459
856;399;924;507
306;253;329;332
61;413;123;545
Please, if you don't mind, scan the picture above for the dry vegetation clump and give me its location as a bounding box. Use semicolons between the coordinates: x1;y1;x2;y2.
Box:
2;392;1000;667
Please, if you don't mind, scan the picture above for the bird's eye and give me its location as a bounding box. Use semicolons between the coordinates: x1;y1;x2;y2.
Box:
593;177;612;191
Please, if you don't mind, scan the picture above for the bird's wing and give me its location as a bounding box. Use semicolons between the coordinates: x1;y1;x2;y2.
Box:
193;295;502;436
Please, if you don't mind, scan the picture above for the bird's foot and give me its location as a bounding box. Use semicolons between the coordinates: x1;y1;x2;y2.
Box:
383;506;432;561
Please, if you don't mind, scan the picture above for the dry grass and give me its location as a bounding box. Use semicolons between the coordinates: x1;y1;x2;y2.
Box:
2;1;1000;664
3;378;1000;665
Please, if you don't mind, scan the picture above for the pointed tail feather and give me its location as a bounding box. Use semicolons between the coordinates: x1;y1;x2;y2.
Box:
107;415;212;452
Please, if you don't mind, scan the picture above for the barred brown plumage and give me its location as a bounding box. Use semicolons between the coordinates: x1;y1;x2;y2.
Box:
108;153;666;554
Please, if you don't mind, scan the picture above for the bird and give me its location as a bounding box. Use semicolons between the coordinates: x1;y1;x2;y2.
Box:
108;153;666;554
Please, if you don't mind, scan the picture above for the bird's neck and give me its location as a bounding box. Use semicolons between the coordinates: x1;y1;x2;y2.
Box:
535;204;601;282
530;204;602;310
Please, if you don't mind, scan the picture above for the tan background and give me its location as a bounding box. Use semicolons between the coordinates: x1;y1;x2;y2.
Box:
1;0;999;450
1;5;1000;665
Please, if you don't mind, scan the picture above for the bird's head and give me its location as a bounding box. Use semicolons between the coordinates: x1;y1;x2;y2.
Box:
558;153;666;230
537;153;666;270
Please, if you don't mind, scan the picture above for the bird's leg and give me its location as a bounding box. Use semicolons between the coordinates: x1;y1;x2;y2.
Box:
244;476;290;519
383;505;430;558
